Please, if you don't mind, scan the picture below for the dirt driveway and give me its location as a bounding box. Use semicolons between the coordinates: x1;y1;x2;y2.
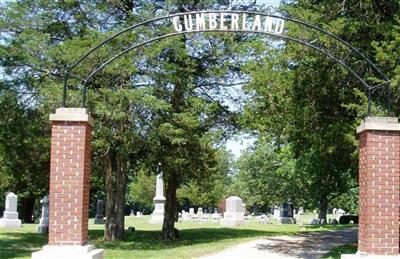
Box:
200;228;357;259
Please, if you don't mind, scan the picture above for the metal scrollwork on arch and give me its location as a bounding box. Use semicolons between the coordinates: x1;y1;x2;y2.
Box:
62;8;391;116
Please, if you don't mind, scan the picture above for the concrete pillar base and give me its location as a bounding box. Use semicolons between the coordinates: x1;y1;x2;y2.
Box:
32;245;103;259
342;253;400;259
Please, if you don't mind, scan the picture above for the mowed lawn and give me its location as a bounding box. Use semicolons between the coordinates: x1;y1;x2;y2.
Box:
0;214;356;259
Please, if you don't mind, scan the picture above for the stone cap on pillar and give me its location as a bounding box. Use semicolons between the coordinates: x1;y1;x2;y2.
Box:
357;117;400;134
49;108;94;126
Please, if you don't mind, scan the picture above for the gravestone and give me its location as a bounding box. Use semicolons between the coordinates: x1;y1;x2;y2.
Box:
197;207;203;215
280;202;293;218
149;170;165;224
181;210;190;221
212;208;221;222
336;208;345;221
221;196;245;227
130;209;135;216
212;212;221;222
310;218;320;225
37;195;49;233
94;200;105;224
0;192;21;228
273;206;280;218
330;219;338;225
201;213;209;222
189;208;195;215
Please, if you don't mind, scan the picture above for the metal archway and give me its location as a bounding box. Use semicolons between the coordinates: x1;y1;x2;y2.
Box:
63;9;391;115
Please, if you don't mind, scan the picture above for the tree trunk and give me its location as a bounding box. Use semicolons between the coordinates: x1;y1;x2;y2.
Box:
160;171;179;240
115;155;127;238
104;152;127;241
318;196;328;223
104;154;115;240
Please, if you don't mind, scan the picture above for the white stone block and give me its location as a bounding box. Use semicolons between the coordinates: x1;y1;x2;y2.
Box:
221;196;245;227
4;211;18;219
32;245;103;259
0;218;21;228
341;254;400;259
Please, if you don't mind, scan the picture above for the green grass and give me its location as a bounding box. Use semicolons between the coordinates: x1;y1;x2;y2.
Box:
322;243;358;259
0;214;355;259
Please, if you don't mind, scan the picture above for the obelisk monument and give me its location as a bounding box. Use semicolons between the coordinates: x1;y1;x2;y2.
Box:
149;163;165;224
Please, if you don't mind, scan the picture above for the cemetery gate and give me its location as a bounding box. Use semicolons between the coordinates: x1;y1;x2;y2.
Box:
32;9;399;259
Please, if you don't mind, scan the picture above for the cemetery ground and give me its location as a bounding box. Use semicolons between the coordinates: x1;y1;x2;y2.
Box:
0;214;356;259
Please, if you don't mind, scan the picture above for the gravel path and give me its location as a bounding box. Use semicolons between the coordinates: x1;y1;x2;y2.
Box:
199;228;357;259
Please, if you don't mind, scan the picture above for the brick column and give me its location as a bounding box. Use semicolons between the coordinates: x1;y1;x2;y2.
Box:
47;108;93;246
357;117;400;256
33;108;103;259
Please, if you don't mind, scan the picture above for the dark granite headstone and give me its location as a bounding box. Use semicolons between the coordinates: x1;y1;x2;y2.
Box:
94;199;105;224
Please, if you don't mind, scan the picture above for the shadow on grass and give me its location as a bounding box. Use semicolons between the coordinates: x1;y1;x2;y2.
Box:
322;243;358;259
90;228;283;251
0;232;47;259
303;224;358;230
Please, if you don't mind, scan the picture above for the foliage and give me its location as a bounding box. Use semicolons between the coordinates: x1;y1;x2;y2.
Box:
127;169;156;211
236;0;399;220
177;149;232;209
329;187;359;215
232;137;307;210
0;87;49;222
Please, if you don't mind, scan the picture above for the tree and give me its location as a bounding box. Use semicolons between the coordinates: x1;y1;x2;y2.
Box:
239;0;399;221
0;86;49;222
177;149;232;211
127;169;156;212
232;137;306;211
0;0;252;240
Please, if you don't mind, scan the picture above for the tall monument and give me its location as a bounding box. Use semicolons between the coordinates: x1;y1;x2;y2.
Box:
149;163;165;224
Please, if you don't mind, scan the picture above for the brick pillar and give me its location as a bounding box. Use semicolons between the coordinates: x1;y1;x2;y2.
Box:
48;108;93;246
357;117;400;256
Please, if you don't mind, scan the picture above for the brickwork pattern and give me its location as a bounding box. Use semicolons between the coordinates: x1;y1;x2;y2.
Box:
48;121;92;246
358;130;400;255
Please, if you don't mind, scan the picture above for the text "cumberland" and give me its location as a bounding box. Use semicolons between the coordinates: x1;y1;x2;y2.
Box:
172;12;285;34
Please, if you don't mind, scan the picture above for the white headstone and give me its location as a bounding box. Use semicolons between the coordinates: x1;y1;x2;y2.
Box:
336;208;346;221
273;206;280;218
189;208;195;215
221;196;245;227
197;207;203;215
149;170;166;224
182;211;191;221
212;212;221;222
201;213;209;222
37;195;49;233
0;192;21;228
